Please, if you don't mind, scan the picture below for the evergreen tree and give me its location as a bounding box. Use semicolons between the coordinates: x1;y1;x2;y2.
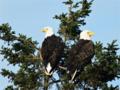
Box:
0;0;120;90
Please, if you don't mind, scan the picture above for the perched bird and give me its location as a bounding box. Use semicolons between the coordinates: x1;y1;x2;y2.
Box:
66;30;95;81
41;26;65;76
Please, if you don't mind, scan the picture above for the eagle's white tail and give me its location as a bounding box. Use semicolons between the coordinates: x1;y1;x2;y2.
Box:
44;63;53;76
46;63;52;73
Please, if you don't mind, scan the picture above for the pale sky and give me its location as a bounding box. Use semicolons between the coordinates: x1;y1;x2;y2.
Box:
0;0;120;89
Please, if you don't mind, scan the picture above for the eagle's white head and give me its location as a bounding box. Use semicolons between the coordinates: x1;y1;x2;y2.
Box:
41;26;54;38
80;30;95;40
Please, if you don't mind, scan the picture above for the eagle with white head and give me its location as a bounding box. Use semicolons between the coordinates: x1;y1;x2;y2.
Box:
66;30;95;81
41;26;65;76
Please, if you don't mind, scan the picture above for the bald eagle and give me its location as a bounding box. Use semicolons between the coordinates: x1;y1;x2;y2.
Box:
66;30;95;81
41;27;65;76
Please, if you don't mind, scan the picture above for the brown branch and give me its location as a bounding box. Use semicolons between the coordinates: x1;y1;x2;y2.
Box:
43;76;49;90
59;66;67;70
24;57;41;60
39;48;43;61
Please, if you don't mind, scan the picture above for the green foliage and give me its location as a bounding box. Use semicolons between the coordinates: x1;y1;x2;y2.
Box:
0;23;43;90
101;84;119;90
0;0;120;90
0;23;15;44
54;0;93;40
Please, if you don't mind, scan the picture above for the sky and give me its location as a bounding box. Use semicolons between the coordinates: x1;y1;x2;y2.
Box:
0;0;120;89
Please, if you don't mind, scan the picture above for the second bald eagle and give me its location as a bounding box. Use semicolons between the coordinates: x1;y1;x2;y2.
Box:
41;27;65;76
66;30;95;81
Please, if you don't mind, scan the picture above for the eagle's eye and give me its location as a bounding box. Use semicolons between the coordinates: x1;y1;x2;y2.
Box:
44;28;48;32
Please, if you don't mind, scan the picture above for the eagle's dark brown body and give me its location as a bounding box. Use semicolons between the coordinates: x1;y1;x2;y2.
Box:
41;35;65;73
66;39;95;80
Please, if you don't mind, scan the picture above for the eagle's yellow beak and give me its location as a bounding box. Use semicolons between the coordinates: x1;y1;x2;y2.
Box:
88;31;95;36
41;29;48;32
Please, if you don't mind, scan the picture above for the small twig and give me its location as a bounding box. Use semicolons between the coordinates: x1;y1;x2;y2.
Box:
25;57;40;60
39;49;43;61
59;66;67;70
71;69;77;81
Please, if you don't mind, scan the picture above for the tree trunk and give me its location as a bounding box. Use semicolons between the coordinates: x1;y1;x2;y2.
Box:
43;76;49;90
